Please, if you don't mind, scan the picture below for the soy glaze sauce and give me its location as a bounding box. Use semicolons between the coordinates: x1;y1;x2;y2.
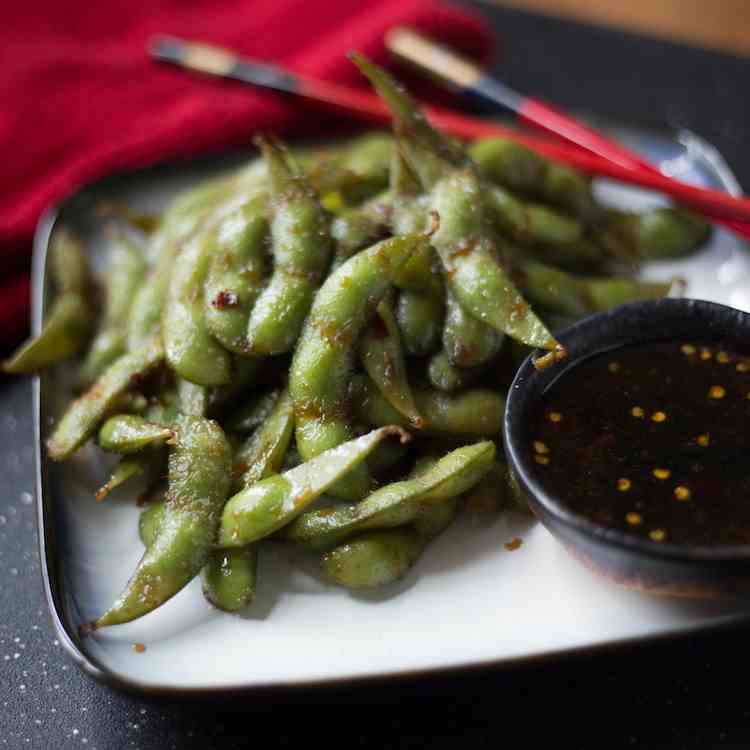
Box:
530;341;750;546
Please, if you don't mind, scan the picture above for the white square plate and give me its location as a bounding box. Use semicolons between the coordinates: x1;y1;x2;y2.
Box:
35;126;750;694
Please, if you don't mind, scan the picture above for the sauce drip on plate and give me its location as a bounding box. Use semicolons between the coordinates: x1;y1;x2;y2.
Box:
530;341;750;546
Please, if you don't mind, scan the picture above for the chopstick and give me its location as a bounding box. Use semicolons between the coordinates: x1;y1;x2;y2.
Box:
385;26;750;239
148;36;750;224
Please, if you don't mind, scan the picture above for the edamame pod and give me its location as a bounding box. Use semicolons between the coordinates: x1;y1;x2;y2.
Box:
441;290;503;368
289;232;426;500
330;191;392;264
351;374;505;437
469;138;547;194
162;221;233;386
203;194;268;353
427;350;485;392
245;137;331;355
359;298;422;427
284;441;494;550
139;498;166;547
95;453;159;502
81;230;146;383
234;388;295;489
98;415;174;453
226;389;281;433
94;415;232;627
177;378;209;417
517;260;675;318
47;337;165;461
219;426;409;547
396;289;444;357
202;547;258;612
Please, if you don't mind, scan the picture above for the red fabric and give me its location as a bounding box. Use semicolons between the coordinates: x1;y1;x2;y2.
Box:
1;0;491;343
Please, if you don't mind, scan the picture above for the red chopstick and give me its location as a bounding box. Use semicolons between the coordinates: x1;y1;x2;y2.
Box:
150;37;750;224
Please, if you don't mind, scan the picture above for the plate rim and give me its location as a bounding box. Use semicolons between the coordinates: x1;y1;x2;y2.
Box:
32;129;749;697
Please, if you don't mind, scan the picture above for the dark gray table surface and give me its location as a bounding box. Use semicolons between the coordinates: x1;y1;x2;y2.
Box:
3;4;750;748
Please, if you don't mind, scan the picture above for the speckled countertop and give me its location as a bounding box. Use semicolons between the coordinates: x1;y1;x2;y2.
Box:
2;5;750;748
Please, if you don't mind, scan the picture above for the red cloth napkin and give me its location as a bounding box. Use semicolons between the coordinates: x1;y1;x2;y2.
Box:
2;0;491;344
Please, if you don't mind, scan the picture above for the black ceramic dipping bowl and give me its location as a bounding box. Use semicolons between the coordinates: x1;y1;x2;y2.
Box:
504;298;750;598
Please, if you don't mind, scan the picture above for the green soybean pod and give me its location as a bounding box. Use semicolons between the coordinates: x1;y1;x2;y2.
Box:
162;219;232;386
202;547;259;612
289;232;426;500
98;415;174;453
139;497;166;547
321;528;425;589
95;454;158;502
469;137;547;194
93;415;232;628
284;441;494;550
517;260;674;318
359;298;423;427
245;137;331;355
351;374;505;437
330;191;392;265
441;290;503;368
427;350;484;392
225;388;281;433
81;230;147;383
234;388;295;489
47;337;165;461
219;426;409;547
203;193;269;354
396;289;444;357
177;378;209;417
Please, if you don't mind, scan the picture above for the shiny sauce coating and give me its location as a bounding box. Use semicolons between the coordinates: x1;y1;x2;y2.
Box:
530;342;750;546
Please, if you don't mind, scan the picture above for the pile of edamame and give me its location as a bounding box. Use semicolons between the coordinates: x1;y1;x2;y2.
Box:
4;56;710;628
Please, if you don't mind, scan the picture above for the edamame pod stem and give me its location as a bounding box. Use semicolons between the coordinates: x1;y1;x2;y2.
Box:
430;169;561;356
96;453;159;502
350;374;505;437
3;294;90;374
245;137;331;355
219;426;409;547
517;260;675;318
284;441;494;550
81;230;147;383
98;415;174;453
234;388;295;490
47;337;165;461
289;232;427;500
202;547;258;612
162;220;233;386
203;194;269;353
359;298;423;428
441;290;503;368
94;415;232;628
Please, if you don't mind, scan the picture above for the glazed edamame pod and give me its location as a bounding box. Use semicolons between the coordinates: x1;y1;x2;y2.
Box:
202;547;258;612
330;191;392;264
469;138;547;194
430;169;561;355
98;415;174;453
220;426;408;546
464;460;512;514
441;290;503;368
226;388;281;433
540;162;601;225
350;374;505;437
203;194;268;353
3;295;91;374
162;220;233;386
139;497;166;547
245;137;331;355
517;260;675;318
321;528;425;589
289;232;426;500
484;185;584;248
95;454;157;502
396;289;444;357
47;337;165;461
608;207;711;260
284;441;494;550
4;231;92;374
234;389;295;489
427;350;485;392
93;415;232;628
359;298;423;427
177;378;209;417
81;230;147;383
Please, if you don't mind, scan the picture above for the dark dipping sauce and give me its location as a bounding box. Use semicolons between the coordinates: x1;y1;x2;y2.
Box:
530;341;750;547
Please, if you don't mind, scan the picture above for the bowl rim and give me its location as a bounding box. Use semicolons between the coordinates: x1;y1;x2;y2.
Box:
503;297;750;564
